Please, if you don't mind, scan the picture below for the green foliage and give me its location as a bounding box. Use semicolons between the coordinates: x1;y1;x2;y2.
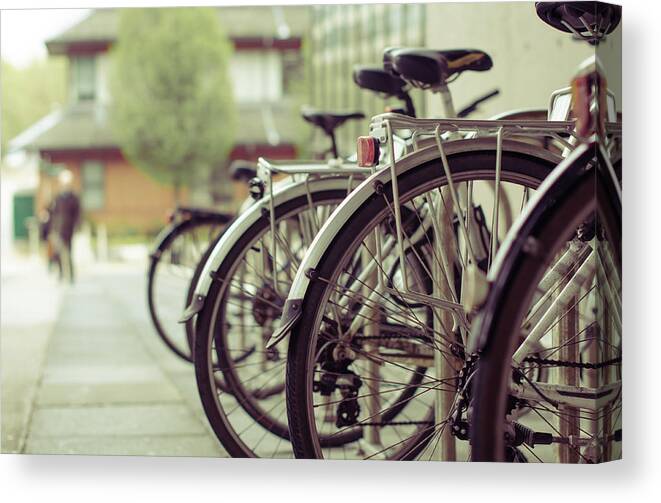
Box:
110;8;237;194
1;58;67;156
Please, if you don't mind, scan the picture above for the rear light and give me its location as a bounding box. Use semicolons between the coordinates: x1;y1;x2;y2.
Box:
357;136;380;167
571;70;607;138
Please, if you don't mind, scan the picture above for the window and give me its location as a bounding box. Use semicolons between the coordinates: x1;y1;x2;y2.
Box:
230;51;283;104
73;56;96;102
282;50;304;96
81;161;104;210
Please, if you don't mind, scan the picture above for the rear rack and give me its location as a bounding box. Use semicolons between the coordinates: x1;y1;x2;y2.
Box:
257;157;372;177
254;157;372;294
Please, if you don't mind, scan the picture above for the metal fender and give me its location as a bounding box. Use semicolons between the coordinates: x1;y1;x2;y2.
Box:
180;176;363;322
266;137;562;348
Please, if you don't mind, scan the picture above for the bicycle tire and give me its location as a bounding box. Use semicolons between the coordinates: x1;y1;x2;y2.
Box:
470;145;621;462
147;215;229;362
195;189;349;458
286;150;556;459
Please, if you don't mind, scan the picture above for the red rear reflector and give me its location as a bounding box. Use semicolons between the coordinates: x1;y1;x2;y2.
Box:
357;136;379;167
571;70;607;138
571;74;592;138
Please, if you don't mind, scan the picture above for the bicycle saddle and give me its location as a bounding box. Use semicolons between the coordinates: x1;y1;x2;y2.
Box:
384;47;492;88
353;66;408;97
301;109;365;135
535;2;621;42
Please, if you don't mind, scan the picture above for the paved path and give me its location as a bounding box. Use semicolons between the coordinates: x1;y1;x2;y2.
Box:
1;257;60;453
2;258;226;457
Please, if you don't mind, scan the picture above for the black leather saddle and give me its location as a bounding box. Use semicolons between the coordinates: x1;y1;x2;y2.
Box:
353;66;408;97
301;109;365;135
535;2;621;42
384;47;492;88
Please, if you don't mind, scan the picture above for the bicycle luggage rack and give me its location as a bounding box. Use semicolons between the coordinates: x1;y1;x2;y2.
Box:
358;113;621;341
256;157;373;293
368;113;579;154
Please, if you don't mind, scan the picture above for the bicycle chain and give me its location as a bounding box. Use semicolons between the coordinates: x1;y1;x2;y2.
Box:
354;334;426;341
359;420;434;427
522;355;621;370
355;334;621;370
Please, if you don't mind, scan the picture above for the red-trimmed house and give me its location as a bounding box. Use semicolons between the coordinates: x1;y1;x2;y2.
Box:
22;7;307;234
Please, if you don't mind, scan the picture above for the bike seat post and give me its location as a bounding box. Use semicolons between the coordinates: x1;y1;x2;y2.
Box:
401;92;416;118
436;83;457;118
328;129;340;159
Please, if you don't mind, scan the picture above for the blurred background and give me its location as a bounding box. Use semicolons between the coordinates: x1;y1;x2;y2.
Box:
2;4;621;263
0;3;621;456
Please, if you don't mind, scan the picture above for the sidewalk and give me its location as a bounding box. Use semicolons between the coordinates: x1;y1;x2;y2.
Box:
2;258;226;457
1;256;61;453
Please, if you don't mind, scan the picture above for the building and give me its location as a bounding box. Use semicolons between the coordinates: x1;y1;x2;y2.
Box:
307;1;622;148
12;6;309;236
306;3;427;155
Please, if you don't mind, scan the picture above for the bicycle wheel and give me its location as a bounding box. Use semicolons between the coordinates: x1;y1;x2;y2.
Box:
471;145;621;463
147;215;229;362
195;189;350;458
285;150;554;460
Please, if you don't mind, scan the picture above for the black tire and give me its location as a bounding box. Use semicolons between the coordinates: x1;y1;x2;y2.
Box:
195;190;349;458
286;150;555;459
147;215;229;362
471;147;621;462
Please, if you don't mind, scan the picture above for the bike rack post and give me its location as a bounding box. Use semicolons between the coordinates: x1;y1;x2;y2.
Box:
431;191;458;461
363;231;383;449
555;261;581;463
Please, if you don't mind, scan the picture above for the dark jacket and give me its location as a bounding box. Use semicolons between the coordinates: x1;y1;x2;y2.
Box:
50;191;80;242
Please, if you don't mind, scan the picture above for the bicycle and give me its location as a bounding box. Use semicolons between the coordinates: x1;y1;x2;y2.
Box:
186;68;404;457
470;1;622;463
187;62;508;457
273;2;619;460
147;204;232;361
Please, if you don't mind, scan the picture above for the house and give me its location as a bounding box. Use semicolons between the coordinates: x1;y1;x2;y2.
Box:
15;6;309;236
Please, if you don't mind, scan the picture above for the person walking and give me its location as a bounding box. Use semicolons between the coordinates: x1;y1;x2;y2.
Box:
49;170;81;283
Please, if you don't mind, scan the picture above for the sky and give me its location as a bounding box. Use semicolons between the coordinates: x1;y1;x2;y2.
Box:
1;9;90;68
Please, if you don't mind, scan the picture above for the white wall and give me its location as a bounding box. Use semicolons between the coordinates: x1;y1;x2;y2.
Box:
424;1;622;118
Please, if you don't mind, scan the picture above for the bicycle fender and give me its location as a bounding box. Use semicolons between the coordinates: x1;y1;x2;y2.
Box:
149;211;232;262
266;137;562;349
180;176;364;323
148;221;181;261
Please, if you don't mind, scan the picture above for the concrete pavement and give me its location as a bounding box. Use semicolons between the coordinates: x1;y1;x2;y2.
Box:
1;257;226;457
1;257;61;453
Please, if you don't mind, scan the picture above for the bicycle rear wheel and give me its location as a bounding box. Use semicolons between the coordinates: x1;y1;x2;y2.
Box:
285;150;554;460
471;146;622;463
148;215;229;362
195;189;349;458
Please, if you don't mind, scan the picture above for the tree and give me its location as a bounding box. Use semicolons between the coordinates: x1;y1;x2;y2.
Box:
1;58;67;157
110;8;237;201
